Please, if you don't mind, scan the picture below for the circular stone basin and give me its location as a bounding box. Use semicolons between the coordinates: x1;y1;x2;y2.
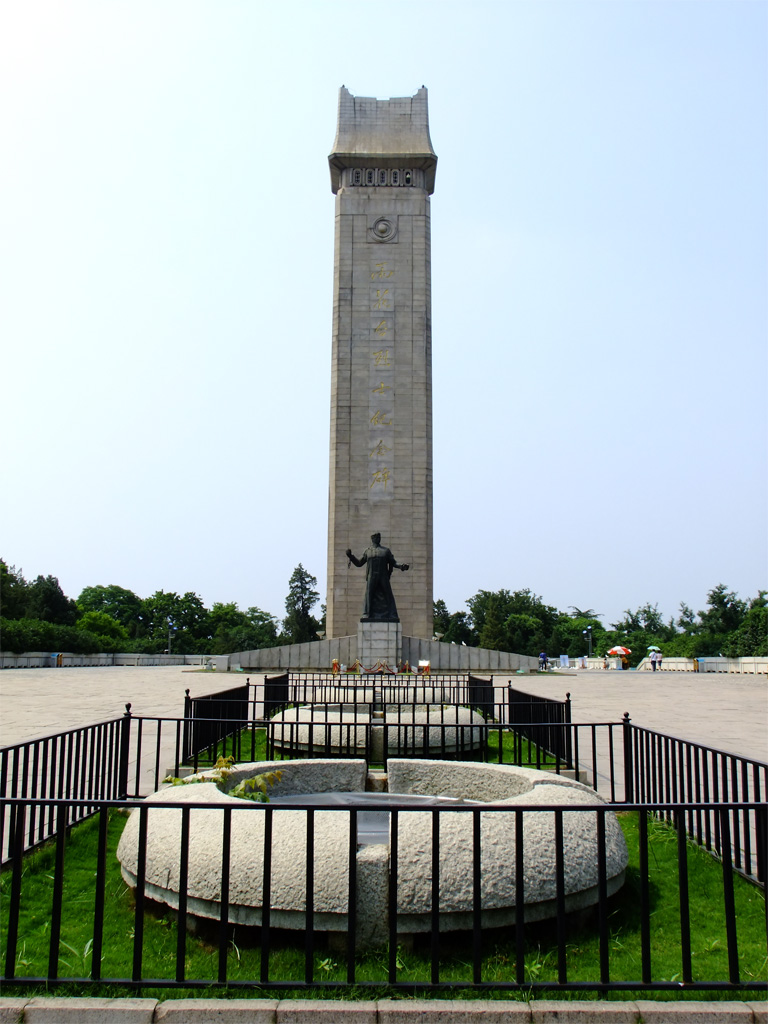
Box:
117;758;628;949
268;703;487;759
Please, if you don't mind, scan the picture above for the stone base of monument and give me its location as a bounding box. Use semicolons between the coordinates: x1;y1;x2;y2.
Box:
357;620;401;668
117;758;629;951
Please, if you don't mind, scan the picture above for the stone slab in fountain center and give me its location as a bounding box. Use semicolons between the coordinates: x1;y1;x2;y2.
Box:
270;790;477;845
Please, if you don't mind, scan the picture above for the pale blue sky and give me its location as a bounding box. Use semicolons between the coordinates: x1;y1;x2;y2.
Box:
1;0;766;628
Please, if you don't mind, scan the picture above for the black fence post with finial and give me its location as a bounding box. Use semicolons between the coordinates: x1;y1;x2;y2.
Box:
182;688;192;764
118;703;132;799
564;692;573;770
622;711;633;803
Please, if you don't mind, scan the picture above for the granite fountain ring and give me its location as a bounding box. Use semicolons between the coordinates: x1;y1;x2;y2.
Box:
117;758;629;949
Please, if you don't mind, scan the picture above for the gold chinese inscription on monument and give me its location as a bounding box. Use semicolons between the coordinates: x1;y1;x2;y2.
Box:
369;263;395;499
371;262;395;280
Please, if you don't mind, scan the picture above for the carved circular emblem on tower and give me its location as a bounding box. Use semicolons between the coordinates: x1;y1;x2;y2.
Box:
370;217;397;243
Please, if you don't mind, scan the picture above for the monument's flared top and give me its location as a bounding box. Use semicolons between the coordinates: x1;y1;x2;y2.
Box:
329;86;437;195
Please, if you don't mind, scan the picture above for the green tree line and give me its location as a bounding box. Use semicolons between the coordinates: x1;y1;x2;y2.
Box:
434;584;767;664
1;558;763;663
0;560;323;657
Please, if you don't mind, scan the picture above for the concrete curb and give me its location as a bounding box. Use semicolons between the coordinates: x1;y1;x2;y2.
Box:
1;1000;766;1023
22;998;158;1022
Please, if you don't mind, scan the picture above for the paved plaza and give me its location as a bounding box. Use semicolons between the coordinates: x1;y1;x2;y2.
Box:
1;665;765;762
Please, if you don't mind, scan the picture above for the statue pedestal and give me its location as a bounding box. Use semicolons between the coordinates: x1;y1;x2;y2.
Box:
357;621;401;669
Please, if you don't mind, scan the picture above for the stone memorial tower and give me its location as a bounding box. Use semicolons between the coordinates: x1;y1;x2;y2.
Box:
326;86;437;644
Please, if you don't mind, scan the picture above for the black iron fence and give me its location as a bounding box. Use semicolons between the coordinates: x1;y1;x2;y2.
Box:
180;677;572;768
626;720;768;884
1;794;765;994
257;673;507;712
507;686;572;768
0;716;130;863
181;683;251;764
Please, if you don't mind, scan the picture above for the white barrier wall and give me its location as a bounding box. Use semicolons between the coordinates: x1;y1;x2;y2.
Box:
587;656;767;675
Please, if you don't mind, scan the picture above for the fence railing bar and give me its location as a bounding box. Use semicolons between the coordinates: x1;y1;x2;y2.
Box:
304;808;315;985
176;805;190;983
388;808;399;983
739;760;751;877
472;807;482;985
716;807;740;985
729;755;742;872
47;803;67;982
638;810;651;984
63;732;75;823
28;742;39;849
718;753;728;856
86;727;96;804
607;726;616;803
260;806;273;985
39;741;50;843
91;805;109;982
693;746;703;849
431;808;440;986
3;803;25;980
131;805;148;983
347;808;357;984
217;806;232;984
555;808;567;984
514;809;525;985
596;810;609;985
675;811;693;985
683;742;693;838
75;728;86;806
97;727;107;802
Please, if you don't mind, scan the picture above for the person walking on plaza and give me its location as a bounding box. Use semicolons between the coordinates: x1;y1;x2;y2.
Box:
539;651;548;672
651;650;658;672
657;649;663;670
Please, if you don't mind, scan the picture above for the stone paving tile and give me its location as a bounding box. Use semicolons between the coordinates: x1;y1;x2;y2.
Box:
0;667;245;747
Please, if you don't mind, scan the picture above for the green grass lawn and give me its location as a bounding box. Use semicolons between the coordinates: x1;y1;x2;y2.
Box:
1;807;765;1000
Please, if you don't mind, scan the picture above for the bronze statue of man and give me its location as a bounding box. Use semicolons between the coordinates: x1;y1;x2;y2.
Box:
346;533;409;622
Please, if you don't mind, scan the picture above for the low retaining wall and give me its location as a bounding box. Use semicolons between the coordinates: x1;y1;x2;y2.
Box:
232;638;539;673
402;638;539;673
231;636;358;671
0;652;211;669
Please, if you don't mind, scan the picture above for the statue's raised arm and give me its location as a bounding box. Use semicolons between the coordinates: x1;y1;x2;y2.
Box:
345;548;366;568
